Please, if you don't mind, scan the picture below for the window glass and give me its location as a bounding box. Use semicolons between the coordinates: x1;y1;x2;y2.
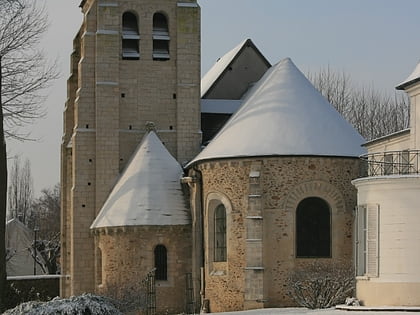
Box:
154;245;167;280
214;204;227;262
296;197;331;257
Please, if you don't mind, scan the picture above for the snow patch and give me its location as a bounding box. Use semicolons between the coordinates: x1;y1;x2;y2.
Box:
3;293;121;315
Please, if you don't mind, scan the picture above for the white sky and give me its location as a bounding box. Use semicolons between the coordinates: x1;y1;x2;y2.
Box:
7;0;420;196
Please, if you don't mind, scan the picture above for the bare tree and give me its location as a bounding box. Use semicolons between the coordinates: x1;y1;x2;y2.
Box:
0;0;57;310
29;184;60;274
308;67;410;141
7;157;33;225
29;184;60;239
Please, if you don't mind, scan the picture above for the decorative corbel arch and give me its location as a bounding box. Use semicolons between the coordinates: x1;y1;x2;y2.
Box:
284;180;347;259
284;180;346;214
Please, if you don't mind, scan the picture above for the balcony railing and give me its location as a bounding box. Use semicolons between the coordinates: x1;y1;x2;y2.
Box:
360;150;420;177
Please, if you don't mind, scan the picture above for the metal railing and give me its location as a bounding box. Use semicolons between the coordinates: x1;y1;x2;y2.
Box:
140;268;156;315
360;150;420;177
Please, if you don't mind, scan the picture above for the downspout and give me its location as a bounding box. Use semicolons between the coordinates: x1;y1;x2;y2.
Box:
193;167;206;312
183;165;206;313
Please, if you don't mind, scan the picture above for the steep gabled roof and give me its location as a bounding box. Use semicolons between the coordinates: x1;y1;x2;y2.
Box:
396;60;420;90
91;131;189;229
201;39;271;98
188;58;365;166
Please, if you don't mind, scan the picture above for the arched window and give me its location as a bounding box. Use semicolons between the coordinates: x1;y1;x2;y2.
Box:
152;13;169;60
154;245;167;280
122;12;139;60
214;204;227;262
296;197;331;258
96;247;102;286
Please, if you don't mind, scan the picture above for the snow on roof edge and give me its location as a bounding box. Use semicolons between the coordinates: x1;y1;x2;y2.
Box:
201;39;248;98
396;60;420;90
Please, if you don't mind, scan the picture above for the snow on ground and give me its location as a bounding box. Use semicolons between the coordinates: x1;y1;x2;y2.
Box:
2;294;121;315
208;308;415;315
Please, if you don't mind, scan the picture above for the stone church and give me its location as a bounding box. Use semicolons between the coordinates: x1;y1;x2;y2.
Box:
61;0;365;313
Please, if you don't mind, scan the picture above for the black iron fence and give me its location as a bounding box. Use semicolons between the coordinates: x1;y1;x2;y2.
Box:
360;150;420;177
185;273;196;314
140;268;156;315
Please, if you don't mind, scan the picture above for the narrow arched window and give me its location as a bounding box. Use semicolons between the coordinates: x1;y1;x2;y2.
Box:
96;247;102;286
296;197;331;258
154;245;167;280
214;204;227;262
152;13;170;60
122;12;140;60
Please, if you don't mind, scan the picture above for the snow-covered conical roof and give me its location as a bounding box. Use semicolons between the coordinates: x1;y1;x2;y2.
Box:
396;60;420;90
91;131;189;229
189;58;365;166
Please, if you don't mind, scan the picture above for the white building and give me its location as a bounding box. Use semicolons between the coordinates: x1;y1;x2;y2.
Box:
352;61;420;306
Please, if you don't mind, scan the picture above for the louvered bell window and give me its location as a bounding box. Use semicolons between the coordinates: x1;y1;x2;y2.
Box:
122;12;140;60
152;13;170;60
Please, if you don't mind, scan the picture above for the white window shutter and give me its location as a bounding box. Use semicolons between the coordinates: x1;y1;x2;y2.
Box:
355;205;367;276
366;204;379;277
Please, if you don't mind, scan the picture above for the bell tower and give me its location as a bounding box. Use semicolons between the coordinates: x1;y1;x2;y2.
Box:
61;0;200;296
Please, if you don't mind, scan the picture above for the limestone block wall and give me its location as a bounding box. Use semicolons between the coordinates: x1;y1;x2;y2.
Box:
95;225;192;314
196;156;360;312
61;0;200;297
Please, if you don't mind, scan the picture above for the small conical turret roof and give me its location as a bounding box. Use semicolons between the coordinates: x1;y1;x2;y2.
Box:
189;58;365;166
91;131;189;229
396;60;420;90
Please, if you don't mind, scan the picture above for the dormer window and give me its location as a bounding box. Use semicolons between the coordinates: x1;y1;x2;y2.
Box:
122;12;139;60
153;13;169;60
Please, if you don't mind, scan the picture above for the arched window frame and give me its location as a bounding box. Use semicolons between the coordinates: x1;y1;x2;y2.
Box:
122;11;140;60
152;12;170;60
206;192;232;275
154;244;168;281
284;180;347;260
296;197;331;258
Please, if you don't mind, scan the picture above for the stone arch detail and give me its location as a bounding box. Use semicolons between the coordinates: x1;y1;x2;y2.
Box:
284;180;346;214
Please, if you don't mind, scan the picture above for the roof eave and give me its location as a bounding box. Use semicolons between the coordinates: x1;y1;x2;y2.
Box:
185;153;361;169
396;77;420;90
362;128;411;147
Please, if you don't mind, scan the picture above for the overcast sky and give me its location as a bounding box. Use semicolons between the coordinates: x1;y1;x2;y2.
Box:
7;0;420;196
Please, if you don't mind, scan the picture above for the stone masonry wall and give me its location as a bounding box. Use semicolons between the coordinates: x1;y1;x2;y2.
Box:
61;0;200;297
96;225;192;314
197;156;360;312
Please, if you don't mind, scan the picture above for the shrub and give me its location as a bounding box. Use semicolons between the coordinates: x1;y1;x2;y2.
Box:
286;261;355;309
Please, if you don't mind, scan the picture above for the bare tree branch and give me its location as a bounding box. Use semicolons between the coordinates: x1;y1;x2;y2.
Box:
0;0;58;140
308;67;409;141
0;1;57;309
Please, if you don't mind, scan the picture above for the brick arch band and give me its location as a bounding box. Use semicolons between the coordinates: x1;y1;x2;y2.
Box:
284;180;346;214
